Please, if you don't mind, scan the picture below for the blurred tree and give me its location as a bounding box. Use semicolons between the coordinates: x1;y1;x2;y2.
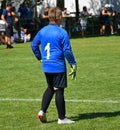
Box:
57;0;64;10
75;0;79;18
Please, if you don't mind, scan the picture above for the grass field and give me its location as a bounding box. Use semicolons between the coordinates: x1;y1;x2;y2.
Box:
0;36;120;130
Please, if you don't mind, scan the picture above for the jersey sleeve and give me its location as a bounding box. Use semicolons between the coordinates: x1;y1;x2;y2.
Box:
2;9;7;18
31;32;41;60
62;31;76;65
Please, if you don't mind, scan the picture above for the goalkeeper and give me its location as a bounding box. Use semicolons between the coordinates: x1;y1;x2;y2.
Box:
31;7;77;124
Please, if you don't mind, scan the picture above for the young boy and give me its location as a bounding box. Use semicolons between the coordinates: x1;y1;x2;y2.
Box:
31;7;77;124
1;2;15;48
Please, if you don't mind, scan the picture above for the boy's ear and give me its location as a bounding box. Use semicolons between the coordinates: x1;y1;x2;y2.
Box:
59;15;63;20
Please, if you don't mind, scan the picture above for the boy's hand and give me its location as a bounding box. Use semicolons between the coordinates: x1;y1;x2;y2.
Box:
68;64;77;80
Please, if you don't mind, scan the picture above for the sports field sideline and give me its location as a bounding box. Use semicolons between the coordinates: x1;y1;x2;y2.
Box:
0;36;120;130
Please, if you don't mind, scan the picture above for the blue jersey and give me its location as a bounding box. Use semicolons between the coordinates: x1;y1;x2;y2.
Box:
2;9;13;26
31;24;76;73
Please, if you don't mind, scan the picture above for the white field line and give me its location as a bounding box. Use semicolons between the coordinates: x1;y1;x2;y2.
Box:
0;98;120;104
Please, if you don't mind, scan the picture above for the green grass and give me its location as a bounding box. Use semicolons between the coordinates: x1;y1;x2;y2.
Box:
0;36;120;130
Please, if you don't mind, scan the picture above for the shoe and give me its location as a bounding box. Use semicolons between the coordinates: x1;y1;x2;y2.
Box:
58;117;75;124
111;32;117;35
38;110;47;123
111;32;114;35
6;45;14;49
9;45;14;48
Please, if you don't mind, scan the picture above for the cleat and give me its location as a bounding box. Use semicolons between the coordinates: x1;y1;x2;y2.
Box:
111;32;114;35
6;45;14;49
38;110;47;123
58;118;75;124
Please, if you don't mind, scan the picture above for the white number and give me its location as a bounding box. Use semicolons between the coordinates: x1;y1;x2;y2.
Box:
45;43;50;60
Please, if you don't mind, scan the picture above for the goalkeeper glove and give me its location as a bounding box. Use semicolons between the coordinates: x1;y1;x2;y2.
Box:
68;64;77;80
37;57;42;63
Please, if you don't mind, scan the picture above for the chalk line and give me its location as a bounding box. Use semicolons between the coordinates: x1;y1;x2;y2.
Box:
0;98;120;104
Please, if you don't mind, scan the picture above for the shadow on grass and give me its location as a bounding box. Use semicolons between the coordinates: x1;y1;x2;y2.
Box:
70;111;120;121
47;120;58;123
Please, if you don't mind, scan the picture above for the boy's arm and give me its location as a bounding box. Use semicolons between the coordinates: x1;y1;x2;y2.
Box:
1;10;8;27
64;49;77;80
31;33;41;60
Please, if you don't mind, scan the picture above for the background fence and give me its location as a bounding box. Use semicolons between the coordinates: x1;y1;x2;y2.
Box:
64;14;120;38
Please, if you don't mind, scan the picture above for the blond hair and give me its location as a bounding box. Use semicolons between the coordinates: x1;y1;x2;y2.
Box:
48;7;62;23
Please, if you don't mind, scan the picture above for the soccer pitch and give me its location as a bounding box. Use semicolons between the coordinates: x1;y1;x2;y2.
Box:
0;36;120;130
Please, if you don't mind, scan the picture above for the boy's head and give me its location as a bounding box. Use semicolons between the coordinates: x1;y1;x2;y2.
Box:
6;2;12;7
48;7;62;25
6;2;12;10
83;6;87;11
44;7;49;12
